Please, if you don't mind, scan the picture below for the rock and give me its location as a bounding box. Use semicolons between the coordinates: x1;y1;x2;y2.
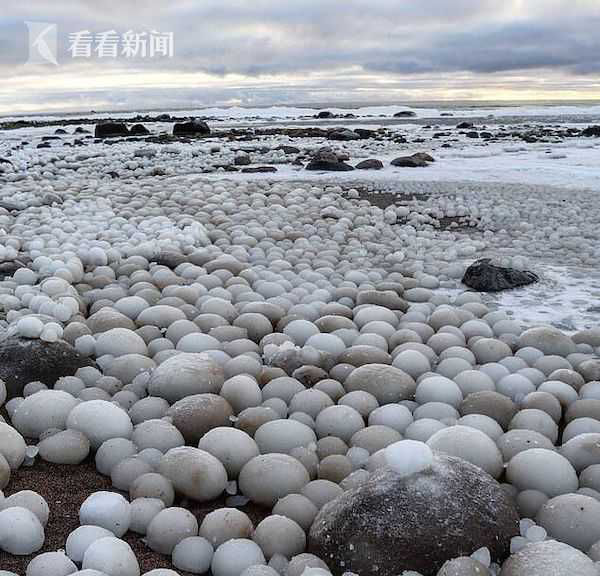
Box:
277;145;300;155
0;336;95;400
582;125;600;137
241;166;278;173
355;159;384;170
316;111;335;119
457;122;474;129
462;259;538;292
499;540;597;576
328;128;360;141
234;154;251;166
129;124;150;136
394;111;417;118
309;454;519;576
391;153;435;168
306;148;354;172
94;122;129;138
173;120;210;136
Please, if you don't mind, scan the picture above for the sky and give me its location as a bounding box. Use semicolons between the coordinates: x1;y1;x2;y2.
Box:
1;0;600;115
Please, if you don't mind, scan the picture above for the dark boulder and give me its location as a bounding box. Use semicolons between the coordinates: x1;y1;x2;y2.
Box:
241;166;278;173
391;152;435;168
394;110;417;118
129;123;150;135
582;125;600;137
0;336;96;399
356;159;384;170
457;122;474;129
74;127;90;134
316;111;335;119
308;454;519;576
306;148;354;172
277;145;300;155
234;154;251;166
328;128;360;141
466;131;480;138
54;128;67;135
172;120;210;136
354;128;377;139
95;122;129;138
462;258;538;292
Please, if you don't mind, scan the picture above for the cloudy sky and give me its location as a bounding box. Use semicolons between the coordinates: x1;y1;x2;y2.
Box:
1;0;599;115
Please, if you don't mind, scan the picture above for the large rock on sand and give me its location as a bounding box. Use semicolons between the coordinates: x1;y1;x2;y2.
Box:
308;454;519;576
0;336;95;399
462;259;538;292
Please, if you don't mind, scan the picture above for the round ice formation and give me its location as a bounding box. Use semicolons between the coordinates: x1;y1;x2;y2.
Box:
0;423;27;469
384;440;433;478
12;390;78;438
198;428;259;478
158;447;228;502
426;425;504;478
172;536;214;574
239;454;310;506
25;551;77;576
148;353;224;402
252;515;306;559
66;525;115;563
254;419;316;454
211;539;266;576
82;537;140;576
79;491;131;537
0;506;45;554
66;400;133;449
146;507;199;554
506;449;578;497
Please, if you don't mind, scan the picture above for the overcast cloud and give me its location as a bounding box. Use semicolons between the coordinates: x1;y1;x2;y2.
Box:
1;0;599;114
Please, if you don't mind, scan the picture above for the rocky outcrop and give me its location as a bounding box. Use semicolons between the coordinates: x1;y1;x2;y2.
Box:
462;259;538;292
309;454;519;576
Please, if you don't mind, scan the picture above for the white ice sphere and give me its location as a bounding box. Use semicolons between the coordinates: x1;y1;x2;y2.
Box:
496;374;536;402
415;376;463;408
272;494;319;532
4;490;49;526
146;507;199;554
283;320;319;346
220;375;262;413
392;350;430;380
471;338;512;364
453;370;496;397
254;419;316;455
131;419;185;453
66;525;115;563
252;515;306;559
536;493;600;551
129;497;165;535
67;400;133;449
0;379;6;407
211;539;266;576
239;454;310;506
0;506;44;555
148;353;224;403
289;389;334;420
95;438;138;476
79;491;131;537
367;404;413;434
199;508;254;548
17;316;44;339
26;551;77;576
159;447;228;502
82;537;140;576
12;390;78;438
95;328;148;358
426;425;504;478
0;422;27;469
315;405;365;443
507;449;578;497
304;334;346;359
519;326;576;357
198;428;260;478
111;457;153;491
384;440;433;478
172;536;214;573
